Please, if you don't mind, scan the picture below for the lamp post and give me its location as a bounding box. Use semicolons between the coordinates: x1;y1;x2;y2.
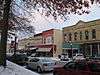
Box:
70;43;73;59
69;41;73;59
0;33;1;41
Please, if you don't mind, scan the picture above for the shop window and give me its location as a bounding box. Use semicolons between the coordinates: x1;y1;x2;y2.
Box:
74;32;78;41
92;29;96;39
85;30;89;40
92;44;98;57
80;31;82;40
69;33;72;41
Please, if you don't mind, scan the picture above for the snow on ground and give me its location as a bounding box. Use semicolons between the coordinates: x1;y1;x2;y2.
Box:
0;61;40;75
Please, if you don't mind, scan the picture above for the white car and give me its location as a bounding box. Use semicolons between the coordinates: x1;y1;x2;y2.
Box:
26;57;55;72
55;58;72;67
73;53;85;60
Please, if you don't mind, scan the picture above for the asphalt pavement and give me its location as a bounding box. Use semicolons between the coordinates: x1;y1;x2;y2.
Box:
40;72;53;75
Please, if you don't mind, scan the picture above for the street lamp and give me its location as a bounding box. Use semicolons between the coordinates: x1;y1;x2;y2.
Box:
69;41;73;59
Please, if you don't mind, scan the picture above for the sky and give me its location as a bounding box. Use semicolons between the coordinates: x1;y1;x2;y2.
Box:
16;3;100;39
31;4;100;34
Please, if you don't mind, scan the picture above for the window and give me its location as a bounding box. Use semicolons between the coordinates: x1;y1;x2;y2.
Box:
43;38;46;44
74;32;78;40
64;34;68;42
92;29;96;39
85;30;89;40
80;31;82;40
52;36;54;43
69;33;72;41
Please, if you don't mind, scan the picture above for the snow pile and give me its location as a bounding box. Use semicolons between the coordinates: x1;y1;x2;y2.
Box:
0;61;40;75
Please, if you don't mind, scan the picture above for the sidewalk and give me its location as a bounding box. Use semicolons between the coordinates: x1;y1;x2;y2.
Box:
0;61;40;75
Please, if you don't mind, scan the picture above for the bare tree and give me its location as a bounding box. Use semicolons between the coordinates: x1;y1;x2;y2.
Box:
23;0;100;20
0;0;35;66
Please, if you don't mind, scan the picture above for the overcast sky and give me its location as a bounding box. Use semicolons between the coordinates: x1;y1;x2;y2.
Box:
16;4;100;40
30;4;100;34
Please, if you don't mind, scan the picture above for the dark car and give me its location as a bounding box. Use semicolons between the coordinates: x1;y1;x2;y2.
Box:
53;60;100;75
7;53;28;66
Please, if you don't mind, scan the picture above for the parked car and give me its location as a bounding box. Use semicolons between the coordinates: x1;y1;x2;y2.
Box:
53;60;100;75
28;53;36;59
7;53;28;66
73;53;85;60
26;57;55;72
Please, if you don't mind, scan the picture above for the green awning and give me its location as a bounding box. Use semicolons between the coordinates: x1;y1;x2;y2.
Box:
63;43;80;50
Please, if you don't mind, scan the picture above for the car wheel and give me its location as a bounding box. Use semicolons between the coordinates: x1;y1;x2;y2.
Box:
53;73;58;75
37;67;42;73
53;71;58;75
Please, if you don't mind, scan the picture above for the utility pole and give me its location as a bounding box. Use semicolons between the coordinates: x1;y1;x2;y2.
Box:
0;0;12;66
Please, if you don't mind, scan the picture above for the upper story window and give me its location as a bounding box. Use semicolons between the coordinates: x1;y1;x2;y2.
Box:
74;32;78;41
92;29;96;39
64;34;68;42
69;33;72;41
85;30;89;40
52;36;54;43
45;36;53;44
80;31;82;40
43;38;46;44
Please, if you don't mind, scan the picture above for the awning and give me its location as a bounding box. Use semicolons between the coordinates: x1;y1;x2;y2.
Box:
62;48;78;50
18;47;24;50
63;43;80;50
36;48;51;52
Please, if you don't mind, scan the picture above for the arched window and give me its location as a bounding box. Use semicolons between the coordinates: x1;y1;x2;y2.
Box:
80;31;82;40
74;32;78;40
69;33;72;41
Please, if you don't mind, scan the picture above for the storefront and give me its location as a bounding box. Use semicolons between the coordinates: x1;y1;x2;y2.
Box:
36;48;53;57
82;42;100;57
27;44;56;57
62;43;81;58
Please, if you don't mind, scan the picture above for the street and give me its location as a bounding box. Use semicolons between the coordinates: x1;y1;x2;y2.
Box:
40;72;53;75
24;66;53;75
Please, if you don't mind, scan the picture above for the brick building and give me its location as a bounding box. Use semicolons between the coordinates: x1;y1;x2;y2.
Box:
18;29;62;57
